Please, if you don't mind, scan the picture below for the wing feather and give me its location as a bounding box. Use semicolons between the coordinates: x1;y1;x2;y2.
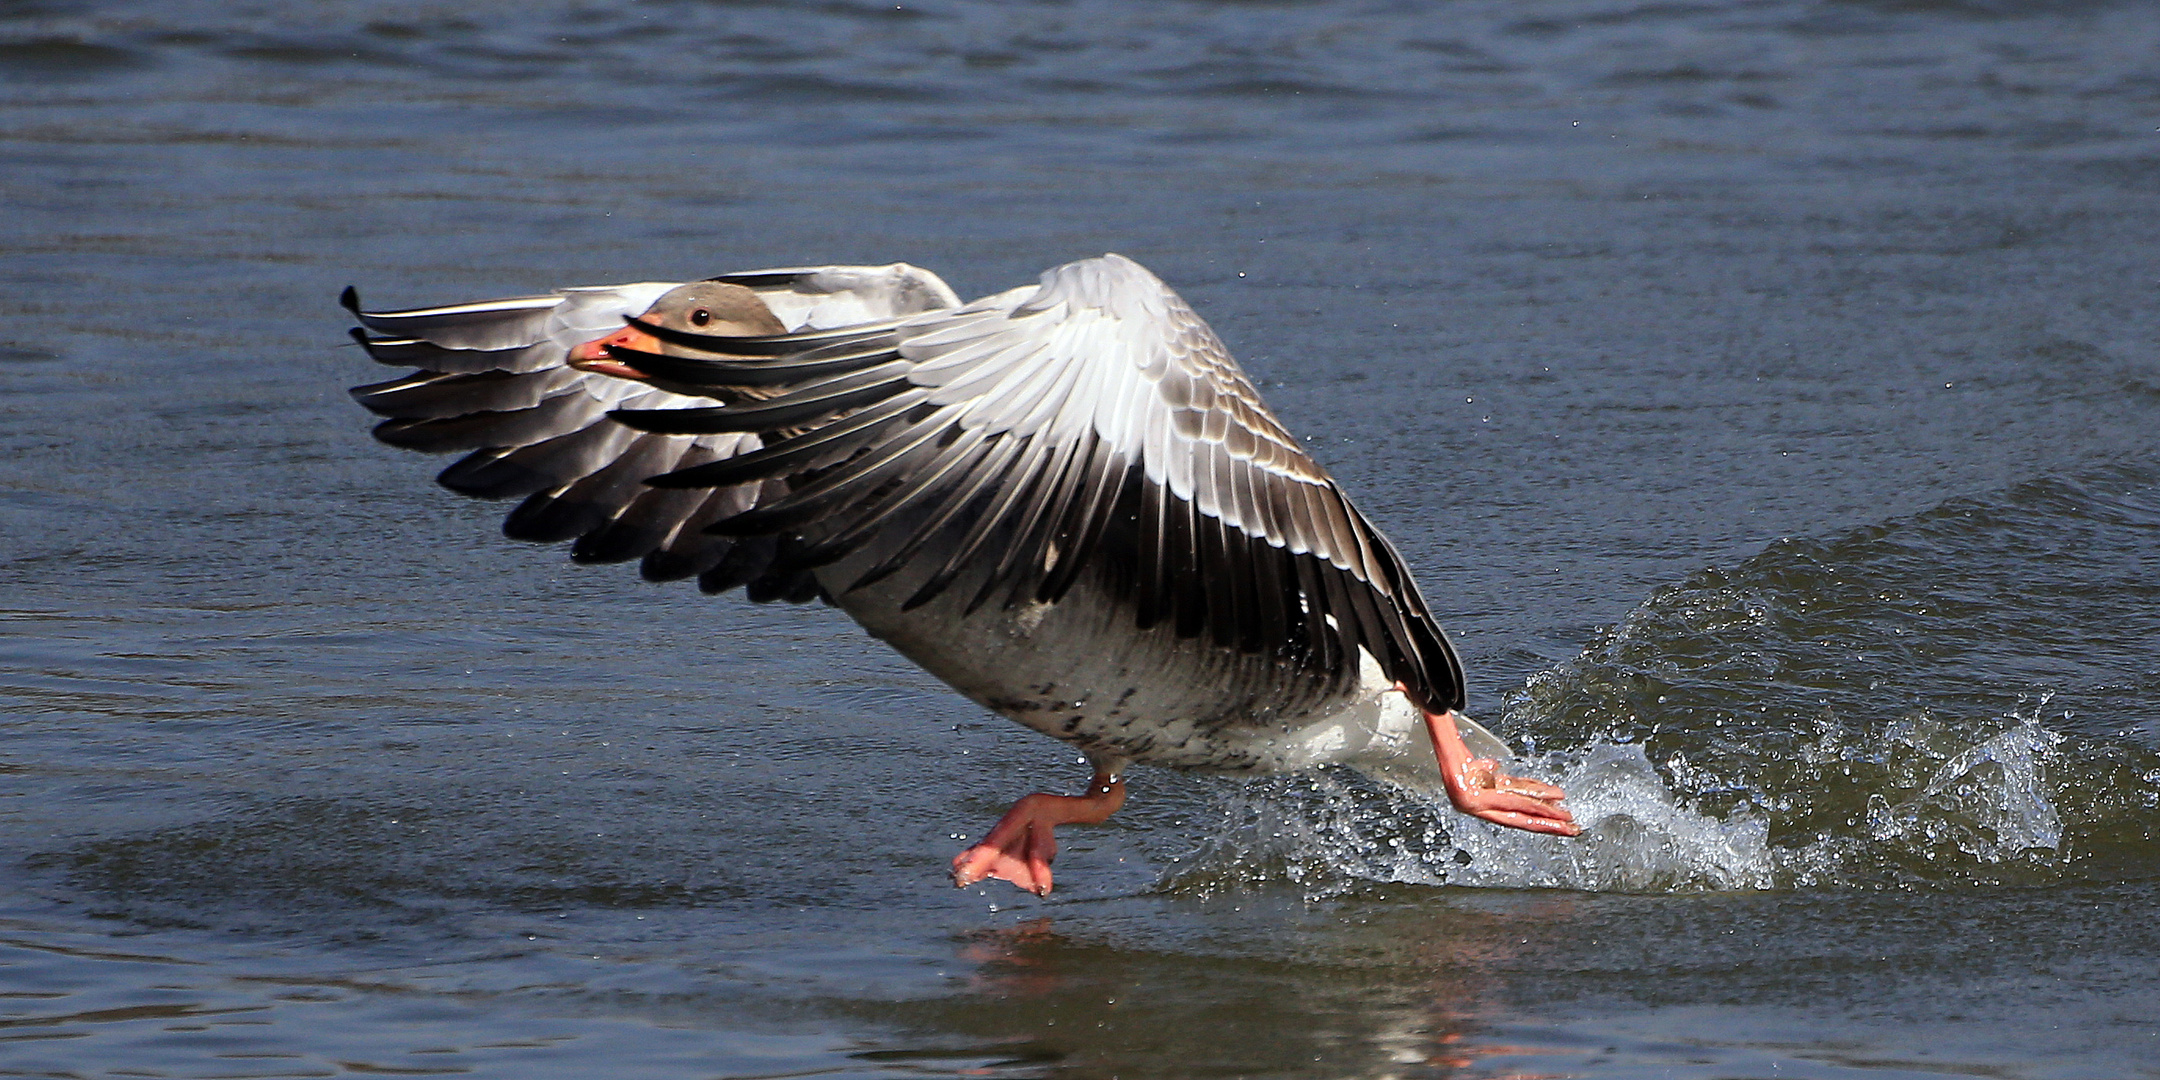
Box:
350;256;1465;709
628;255;1464;709
905;432;1054;610
345;271;953;604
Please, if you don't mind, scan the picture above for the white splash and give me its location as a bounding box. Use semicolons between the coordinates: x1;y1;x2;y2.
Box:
1449;741;1773;892
1862;717;2066;858
1163;741;1772;897
1161;696;2097;897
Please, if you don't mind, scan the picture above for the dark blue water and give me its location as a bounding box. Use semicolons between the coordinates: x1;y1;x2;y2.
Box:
4;1;2159;1076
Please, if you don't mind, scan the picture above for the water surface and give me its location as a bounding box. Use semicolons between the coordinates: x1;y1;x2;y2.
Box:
3;1;2158;1077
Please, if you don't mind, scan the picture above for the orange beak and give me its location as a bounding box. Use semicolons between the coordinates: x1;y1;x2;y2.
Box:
567;324;660;380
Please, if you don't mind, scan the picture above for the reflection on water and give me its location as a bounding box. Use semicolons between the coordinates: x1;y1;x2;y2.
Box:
855;910;1538;1078
833;881;2160;1080
10;879;2159;1079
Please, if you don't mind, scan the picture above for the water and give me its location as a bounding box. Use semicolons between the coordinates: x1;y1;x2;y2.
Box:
4;0;2159;1076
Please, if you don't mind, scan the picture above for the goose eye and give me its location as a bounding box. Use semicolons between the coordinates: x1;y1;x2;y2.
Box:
690;308;712;327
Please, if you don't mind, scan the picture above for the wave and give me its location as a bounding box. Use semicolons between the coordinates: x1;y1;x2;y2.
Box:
1165;466;2160;895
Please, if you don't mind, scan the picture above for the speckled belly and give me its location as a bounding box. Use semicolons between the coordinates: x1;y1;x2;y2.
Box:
817;554;1428;776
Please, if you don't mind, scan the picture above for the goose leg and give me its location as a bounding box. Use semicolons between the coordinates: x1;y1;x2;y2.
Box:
952;771;1127;896
1422;708;1581;836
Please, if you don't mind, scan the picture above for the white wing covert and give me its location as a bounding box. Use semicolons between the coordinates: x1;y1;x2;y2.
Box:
609;254;1466;711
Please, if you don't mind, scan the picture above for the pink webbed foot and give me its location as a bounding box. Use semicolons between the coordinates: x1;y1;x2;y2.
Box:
952;772;1127;896
1420;704;1581;837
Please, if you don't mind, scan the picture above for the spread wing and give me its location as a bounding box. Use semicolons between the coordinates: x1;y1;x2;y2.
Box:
611;253;1466;712
343;265;959;601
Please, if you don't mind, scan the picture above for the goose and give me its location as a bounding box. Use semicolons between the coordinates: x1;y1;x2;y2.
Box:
343;254;1578;896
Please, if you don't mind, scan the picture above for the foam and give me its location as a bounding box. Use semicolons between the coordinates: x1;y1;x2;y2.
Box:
1161;741;1772;897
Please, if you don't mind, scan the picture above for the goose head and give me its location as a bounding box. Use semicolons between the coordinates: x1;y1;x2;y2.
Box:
568;281;787;380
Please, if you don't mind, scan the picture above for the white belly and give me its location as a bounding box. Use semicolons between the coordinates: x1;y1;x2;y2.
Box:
817;553;1434;778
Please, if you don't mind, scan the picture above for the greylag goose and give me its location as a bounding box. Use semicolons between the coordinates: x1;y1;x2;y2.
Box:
343;254;1578;896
